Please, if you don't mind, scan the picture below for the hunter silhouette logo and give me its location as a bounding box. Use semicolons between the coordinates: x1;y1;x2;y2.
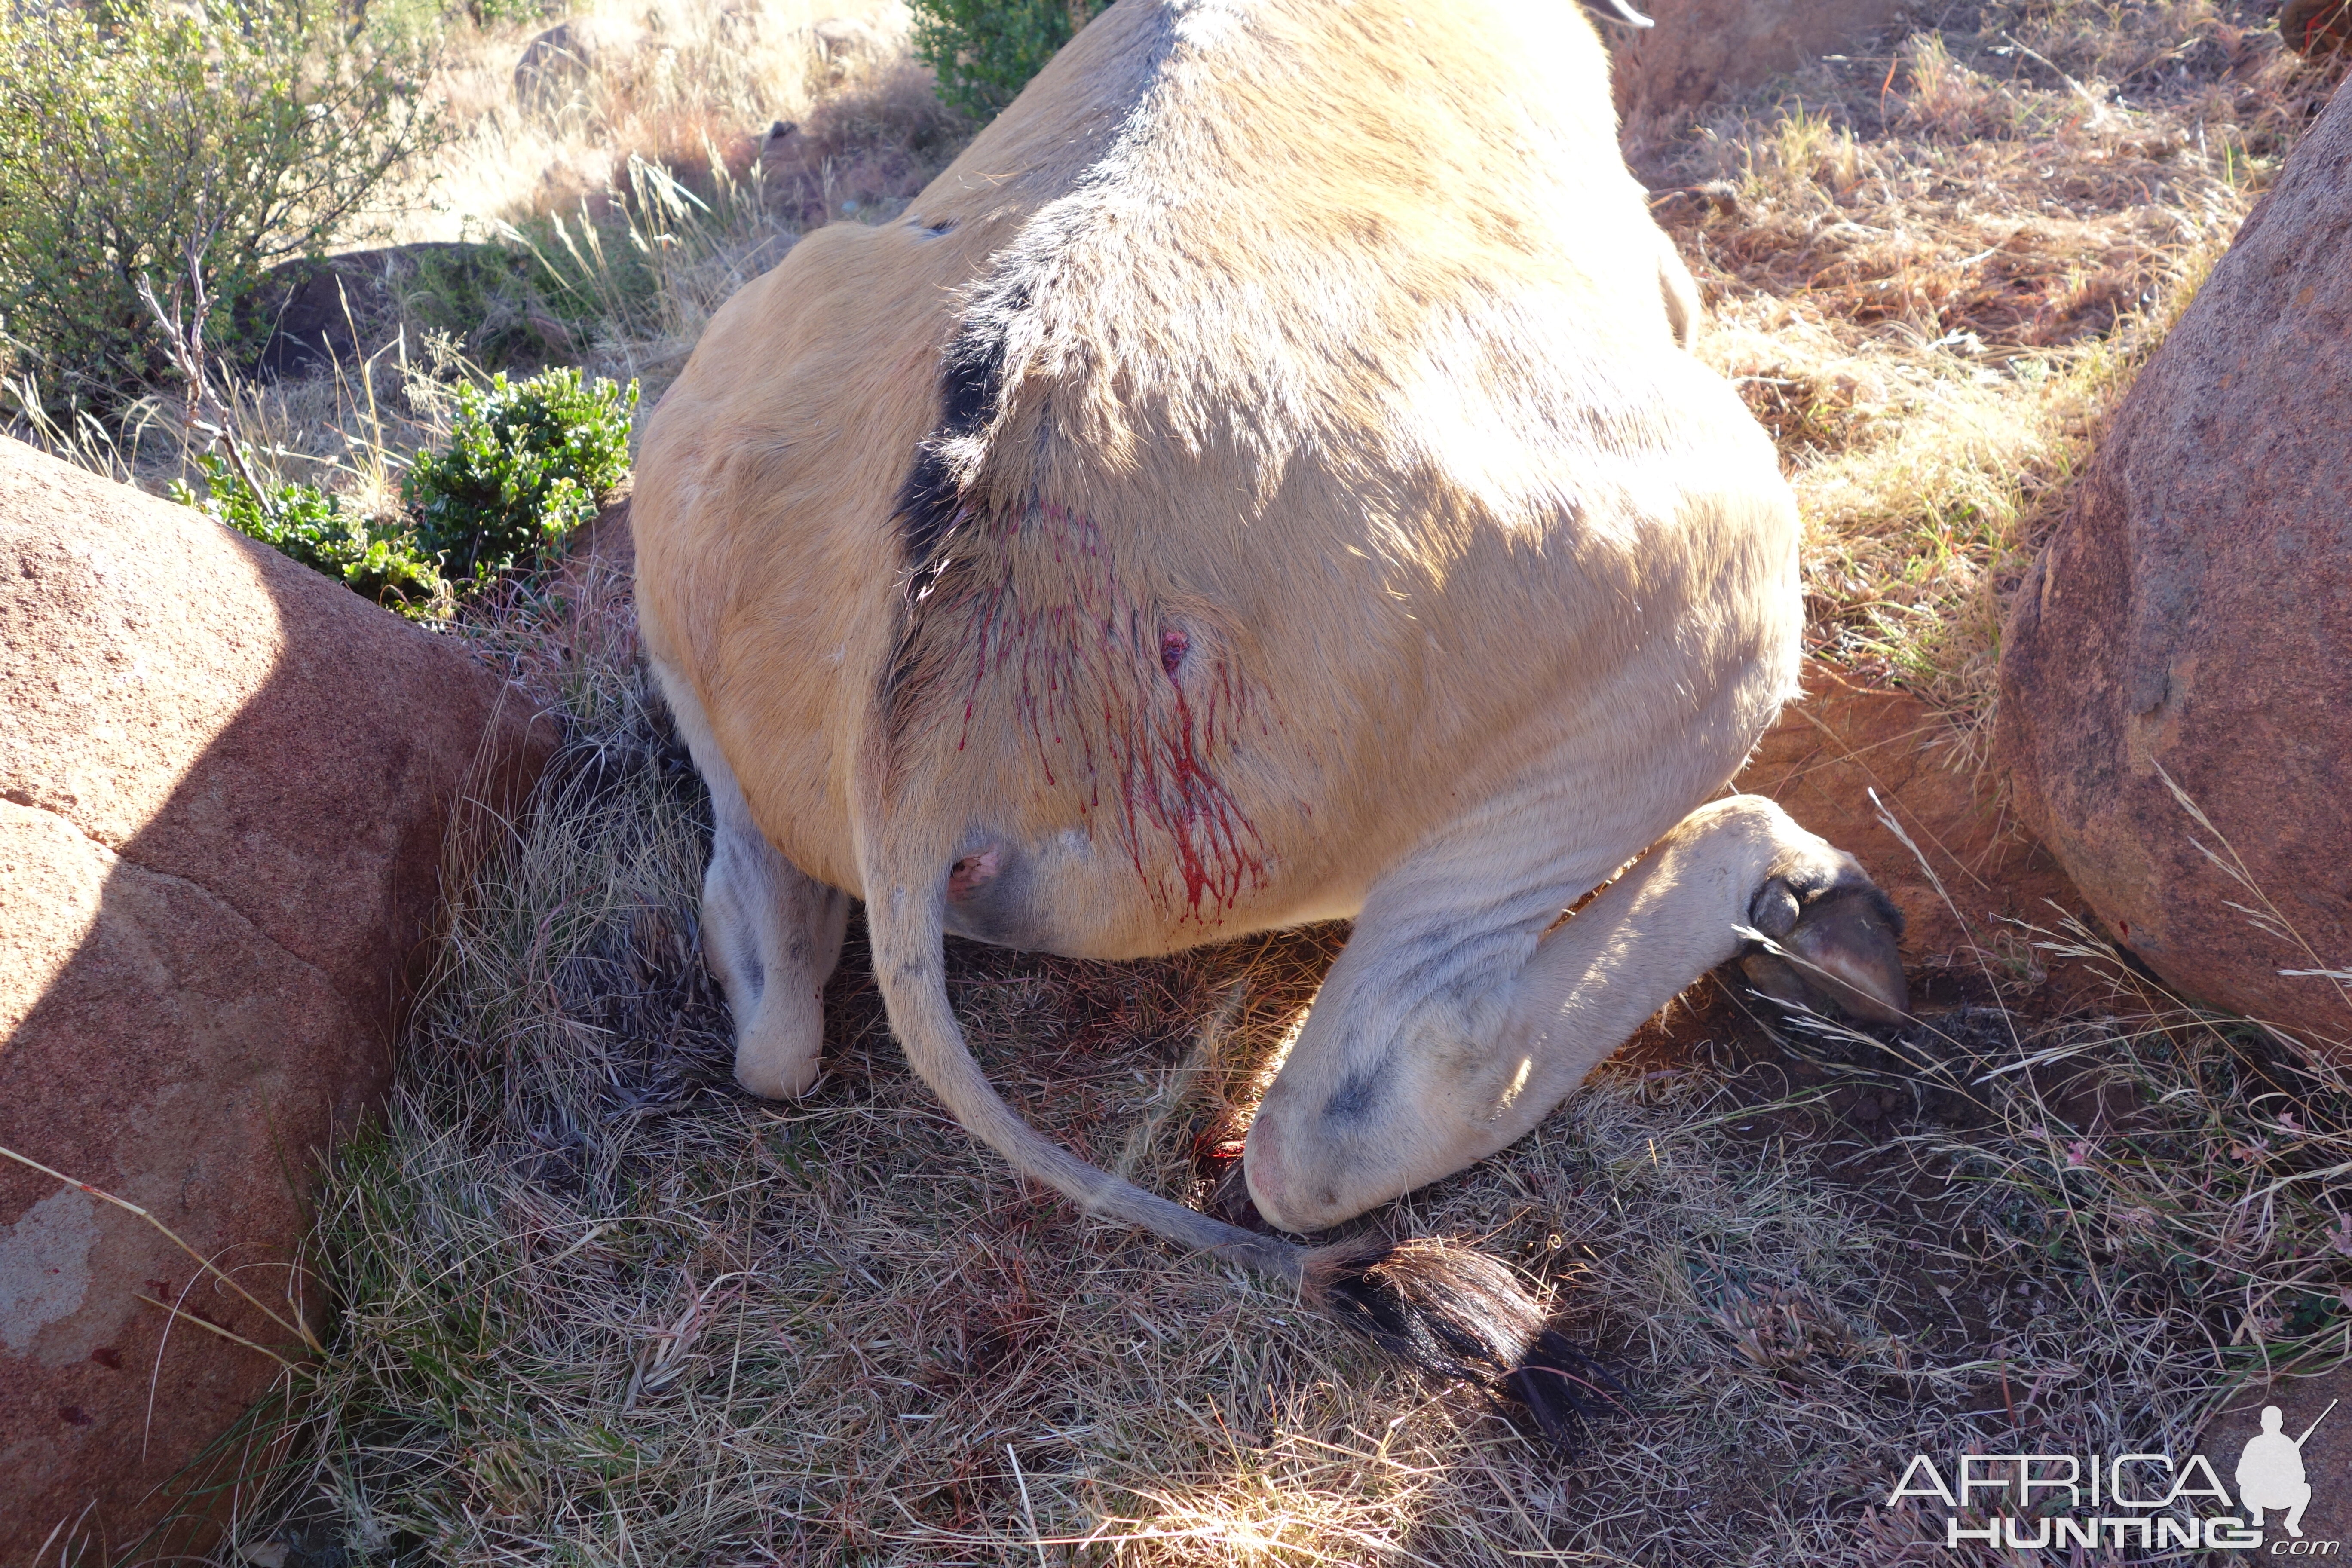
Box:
2238;1400;2335;1539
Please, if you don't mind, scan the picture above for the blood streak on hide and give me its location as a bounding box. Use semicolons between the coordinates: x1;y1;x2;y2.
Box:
942;501;1267;919
1132;649;1265;916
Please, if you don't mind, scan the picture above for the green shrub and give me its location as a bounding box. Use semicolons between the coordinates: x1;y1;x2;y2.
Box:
175;456;447;617
0;0;444;408
402;369;638;583
173;368;634;617
908;0;1109;122
466;0;554;26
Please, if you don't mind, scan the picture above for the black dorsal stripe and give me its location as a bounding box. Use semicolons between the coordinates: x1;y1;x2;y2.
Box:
895;283;1030;603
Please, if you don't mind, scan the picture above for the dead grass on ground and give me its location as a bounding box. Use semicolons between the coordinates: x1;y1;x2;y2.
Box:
183;565;2352;1567
388;0;927;236
374;0;959;386
1635;0;2343;753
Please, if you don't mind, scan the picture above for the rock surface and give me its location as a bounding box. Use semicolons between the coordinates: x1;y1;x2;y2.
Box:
238;242;542;381
1609;0;1911;132
1741;667;2085;991
0;437;548;1560
512;15;647;118
2280;0;2352;58
755;64;960;229
1997;82;2352;1052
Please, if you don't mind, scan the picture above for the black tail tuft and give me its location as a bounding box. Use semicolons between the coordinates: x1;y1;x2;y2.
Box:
1301;1237;1624;1451
1503;1328;1628;1448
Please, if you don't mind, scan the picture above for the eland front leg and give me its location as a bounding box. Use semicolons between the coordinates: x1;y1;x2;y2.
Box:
1243;796;1905;1233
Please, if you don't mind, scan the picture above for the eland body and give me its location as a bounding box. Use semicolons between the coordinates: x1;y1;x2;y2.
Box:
634;0;1905;1434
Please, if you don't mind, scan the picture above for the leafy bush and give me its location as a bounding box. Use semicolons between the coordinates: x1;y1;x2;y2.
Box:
172;368;633;618
175;456;447;617
908;0;1109;122
403;369;638;583
466;0;554;26
0;0;444;408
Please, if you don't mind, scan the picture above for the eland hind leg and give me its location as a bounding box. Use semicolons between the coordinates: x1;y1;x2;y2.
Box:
1243;795;1905;1234
655;665;849;1098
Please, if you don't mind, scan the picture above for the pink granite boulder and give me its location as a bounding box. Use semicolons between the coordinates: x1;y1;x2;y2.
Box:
0;436;548;1559
1997;83;2352;1052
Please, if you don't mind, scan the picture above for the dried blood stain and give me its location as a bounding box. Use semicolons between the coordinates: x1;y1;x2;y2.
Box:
930;500;1267;918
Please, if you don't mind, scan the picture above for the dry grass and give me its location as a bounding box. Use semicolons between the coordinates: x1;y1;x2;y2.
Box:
1639;0;2344;747
371;0;959;392
181;562;2352;1567
385;0;923;236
